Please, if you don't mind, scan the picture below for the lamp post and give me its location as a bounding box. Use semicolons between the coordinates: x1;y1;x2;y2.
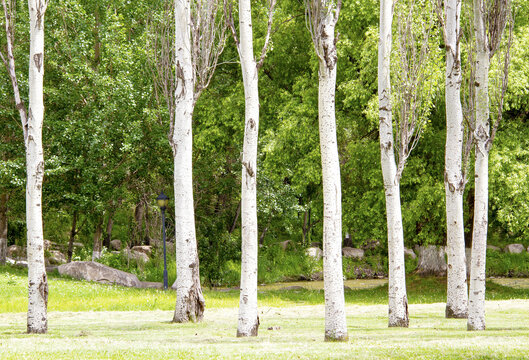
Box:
156;191;169;290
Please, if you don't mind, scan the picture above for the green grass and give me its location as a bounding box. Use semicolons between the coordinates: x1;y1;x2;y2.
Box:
3;265;529;359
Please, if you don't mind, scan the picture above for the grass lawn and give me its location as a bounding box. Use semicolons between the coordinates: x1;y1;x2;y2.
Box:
2;266;529;359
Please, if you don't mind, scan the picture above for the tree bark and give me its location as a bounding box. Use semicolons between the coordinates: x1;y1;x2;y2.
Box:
172;0;205;323
67;210;78;263
26;0;48;334
468;0;490;331
378;0;409;328
103;212;113;249
237;0;260;338
0;193;7;265
444;0;468;319
92;217;103;260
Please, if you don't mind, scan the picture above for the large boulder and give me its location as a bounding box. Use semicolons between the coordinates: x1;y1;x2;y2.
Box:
504;244;525;254
342;247;364;260
58;261;141;287
7;245;24;259
47;250;67;265
404;248;416;260
124;249;149;263
131;246;152;257
415;245;447;276
305;247;322;260
110;240;122;251
487;244;502;252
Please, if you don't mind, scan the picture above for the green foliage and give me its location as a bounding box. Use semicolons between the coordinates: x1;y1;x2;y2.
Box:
487;251;529;277
257;246;319;284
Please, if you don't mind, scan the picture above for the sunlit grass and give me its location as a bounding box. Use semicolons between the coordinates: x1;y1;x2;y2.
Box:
3;265;529;313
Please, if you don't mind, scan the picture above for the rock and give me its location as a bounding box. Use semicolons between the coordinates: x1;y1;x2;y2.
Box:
110;240;122;251
351;265;374;278
415;245;447;276
47;250;67;265
342;247;364;260
46;265;58;273
44;239;53;251
305;247;323;260
504;244;525;254
404;248;416;260
7;245;24;259
278;240;293;251
58;261;141;287
279;286;305;291
487;245;502;252
310;271;323;281
124;249;149;263
361;239;381;250
131;246;152;257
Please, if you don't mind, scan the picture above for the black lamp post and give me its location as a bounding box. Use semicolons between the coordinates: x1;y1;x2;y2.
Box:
156;191;169;290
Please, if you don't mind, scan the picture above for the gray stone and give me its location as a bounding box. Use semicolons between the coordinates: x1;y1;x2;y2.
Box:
310;271;323;281
278;240;293;251
351;265;374;278
404;247;416;260
7;245;24;259
131;245;152;257
487;245;502;252
504;244;525;254
124;249;149;263
342;247;364;260
305;247;322;260
47;250;67;265
415;245;447;276
110;240;122;251
58;261;141;287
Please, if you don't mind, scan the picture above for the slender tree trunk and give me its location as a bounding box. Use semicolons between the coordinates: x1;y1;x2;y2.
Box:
172;0;205;323
378;0;409;328
237;0;260;338
92;217;103;260
229;200;241;234
26;0;48;334
67;210;78;263
444;0;468;319
468;0;490;331
103;213;113;249
0;193;7;265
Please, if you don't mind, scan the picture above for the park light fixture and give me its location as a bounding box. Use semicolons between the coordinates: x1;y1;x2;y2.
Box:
156;191;169;290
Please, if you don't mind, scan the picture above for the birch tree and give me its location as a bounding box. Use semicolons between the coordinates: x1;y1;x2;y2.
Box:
225;0;275;337
379;0;439;327
305;0;348;342
467;0;512;331
438;0;468;319
149;0;226;322
0;0;49;333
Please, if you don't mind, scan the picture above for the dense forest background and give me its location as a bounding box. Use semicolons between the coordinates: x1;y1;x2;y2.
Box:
1;0;528;283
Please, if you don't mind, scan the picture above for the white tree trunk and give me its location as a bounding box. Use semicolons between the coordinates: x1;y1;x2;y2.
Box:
0;193;7;265
314;10;348;343
378;0;409;328
236;0;260;338
26;0;48;334
172;0;205;323
468;0;490;331
444;0;468;319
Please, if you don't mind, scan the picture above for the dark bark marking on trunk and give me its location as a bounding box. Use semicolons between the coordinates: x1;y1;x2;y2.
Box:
33;53;43;73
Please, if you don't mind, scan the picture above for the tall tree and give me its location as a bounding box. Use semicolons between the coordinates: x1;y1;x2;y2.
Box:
0;193;7;264
225;0;275;337
468;0;512;331
150;0;226;322
439;0;468;319
305;0;348;342
378;0;409;328
0;0;49;333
